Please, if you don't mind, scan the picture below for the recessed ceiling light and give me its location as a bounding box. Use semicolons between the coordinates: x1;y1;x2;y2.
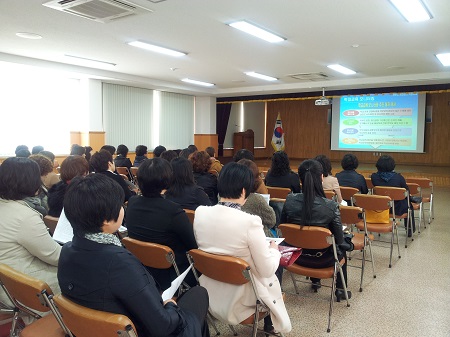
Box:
389;0;432;22
245;72;278;81
16;32;42;39
327;64;356;75
228;21;285;43
128;41;186;57
436;53;450;66
181;78;215;87
64;55;116;67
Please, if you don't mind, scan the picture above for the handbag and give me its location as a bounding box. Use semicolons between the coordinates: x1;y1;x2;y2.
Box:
365;209;390;224
339;232;355;252
278;245;302;267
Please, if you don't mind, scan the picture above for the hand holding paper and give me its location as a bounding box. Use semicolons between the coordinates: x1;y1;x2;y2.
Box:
161;264;193;301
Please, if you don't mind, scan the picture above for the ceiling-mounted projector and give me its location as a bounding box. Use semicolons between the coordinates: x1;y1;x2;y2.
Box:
315;87;331;106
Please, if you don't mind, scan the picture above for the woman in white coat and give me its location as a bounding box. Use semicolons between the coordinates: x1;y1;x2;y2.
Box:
0;157;61;306
194;162;291;334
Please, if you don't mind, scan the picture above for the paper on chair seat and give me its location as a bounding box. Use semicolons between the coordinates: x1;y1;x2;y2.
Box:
161;264;193;301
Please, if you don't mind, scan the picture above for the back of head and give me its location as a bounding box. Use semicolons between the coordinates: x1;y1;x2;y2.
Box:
60;155;89;183
15;145;29;156
0;157;41;200
153;145;167;158
137;157;173;197
341;153;358;171
189;151;211;173
64;174;124;237
179;148;191;159
167;157;194;196
31;145;44;155
188;144;198;152
90;150;113;173
70;144;85;156
298;159;325;221
160;150;178;162
116;144;129;157
205;146;215;158
15;149;31;158
39;150;55;163
218;162;252;199
135;145;148;157
314;154;332;177
100;145;116;156
29;154;54;176
237;159;261;193
233;149;254;162
270;151;291;176
376;155;395;172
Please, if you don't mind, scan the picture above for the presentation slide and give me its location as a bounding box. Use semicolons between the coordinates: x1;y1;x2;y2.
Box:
331;93;426;153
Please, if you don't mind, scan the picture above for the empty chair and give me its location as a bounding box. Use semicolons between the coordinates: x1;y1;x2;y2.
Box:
187;249;282;337
53;294;137;337
352;194;399;268
278;224;350;333
406;177;434;225
340;205;376;292
339;187;360;206
407;182;424;233
0;264;69;337
373;186;413;248
266;186;291;199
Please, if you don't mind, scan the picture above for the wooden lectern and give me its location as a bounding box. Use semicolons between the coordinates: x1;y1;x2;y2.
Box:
233;129;254;155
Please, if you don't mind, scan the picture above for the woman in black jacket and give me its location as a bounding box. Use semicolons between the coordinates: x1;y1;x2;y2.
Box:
281;159;350;300
190;151;218;205
265;151;301;193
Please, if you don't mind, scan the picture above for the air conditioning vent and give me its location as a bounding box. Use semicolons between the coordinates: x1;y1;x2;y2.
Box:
289;72;331;81
43;0;152;23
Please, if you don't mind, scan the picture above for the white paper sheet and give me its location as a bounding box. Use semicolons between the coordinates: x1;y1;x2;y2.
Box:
161;264;193;301
266;237;285;245
257;193;271;205
52;209;74;244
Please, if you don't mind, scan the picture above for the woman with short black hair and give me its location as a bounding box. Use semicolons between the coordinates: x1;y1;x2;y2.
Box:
0;157;61;305
336;153;368;194
125;158;198;289
133;145;148;167
58;173;209;337
265;151;301;193
165;157;211;210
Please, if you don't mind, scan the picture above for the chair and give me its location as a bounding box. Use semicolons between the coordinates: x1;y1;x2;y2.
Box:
407;183;424;233
339;206;375;292
130;167;139;183
43;215;59;236
352;194;400;268
406;177;434;225
115;166;129;176
0;264;70;337
373;186;413;248
278;224;350;333
186;249;279;337
324;189;336;201
365;177;374;194
266;186;291;199
183;209;195;225
53;294;137;337
339;187;360;206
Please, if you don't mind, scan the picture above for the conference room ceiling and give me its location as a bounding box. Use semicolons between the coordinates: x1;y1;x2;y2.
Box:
1;0;449;97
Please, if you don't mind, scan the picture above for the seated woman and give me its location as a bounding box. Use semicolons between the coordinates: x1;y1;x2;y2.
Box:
39;150;61;189
0;157;61;306
189;151;218;205
265;151;301;193
57;174;209;337
315;154;343;203
165;157;211;210
194;163;291;334
133;145;148;167
125;158;198;289
114;144;133;170
238;159;277;237
281;159;351;301
27;154;55;216
371;155;415;236
47;155;89;217
90;150;136;202
335;153;368;196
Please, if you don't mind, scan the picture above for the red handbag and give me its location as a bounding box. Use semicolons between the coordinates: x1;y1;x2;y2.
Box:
278;246;302;267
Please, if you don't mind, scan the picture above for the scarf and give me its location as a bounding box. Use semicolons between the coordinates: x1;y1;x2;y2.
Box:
85;232;122;247
377;171;396;182
218;201;242;210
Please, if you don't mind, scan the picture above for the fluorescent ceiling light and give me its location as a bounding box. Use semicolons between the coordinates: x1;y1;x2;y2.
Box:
228;21;285;43
128;41;186;57
182;78;215;87
245;72;278;81
327;64;356;75
436;53;450;66
16;32;42;39
389;0;432;22
64;55;116;67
